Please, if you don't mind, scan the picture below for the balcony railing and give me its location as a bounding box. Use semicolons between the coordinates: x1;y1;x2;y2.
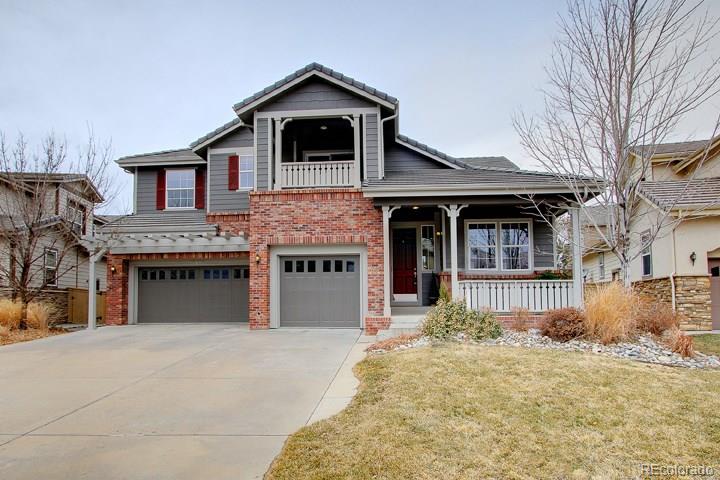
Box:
280;160;357;188
459;280;575;313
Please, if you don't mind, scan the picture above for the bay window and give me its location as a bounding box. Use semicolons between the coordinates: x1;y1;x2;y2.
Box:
466;220;531;271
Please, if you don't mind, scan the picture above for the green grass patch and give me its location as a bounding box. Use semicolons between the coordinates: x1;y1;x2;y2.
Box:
694;334;720;356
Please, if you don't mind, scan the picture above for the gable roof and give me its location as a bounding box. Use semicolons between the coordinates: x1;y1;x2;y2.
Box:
0;172;103;203
394;135;470;169
116;148;205;168
232;62;398;116
631;139;711;158
458;156;519;170
190;118;245;150
640;178;720;210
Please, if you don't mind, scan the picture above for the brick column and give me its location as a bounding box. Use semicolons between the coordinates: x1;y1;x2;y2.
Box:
105;254;129;325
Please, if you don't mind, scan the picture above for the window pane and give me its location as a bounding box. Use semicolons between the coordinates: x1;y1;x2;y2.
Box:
307;260;316;272
470;246;496;269
179;270;187;280
284;260;293;273
240;172;254;188
501;223;529;246
323;260;331;272
170;269;177;280
141;270;148;280
212;269;220;280
234;268;242;279
221;269;229;279
421;225;435;271
240;155;254;171
45;250;57;268
167;170;194;189
150;271;157;280
188;270;195;280
335;260;343;272
642;254;652;276
203;269;211;279
295;260;304;273
158;270;166;280
502;246;529;270
346;260;355;273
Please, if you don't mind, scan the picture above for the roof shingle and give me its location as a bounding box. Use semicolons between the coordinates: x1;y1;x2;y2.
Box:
640;178;720;209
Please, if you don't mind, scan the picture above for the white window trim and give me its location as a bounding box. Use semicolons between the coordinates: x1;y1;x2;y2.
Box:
238;152;255;191
641;231;653;277
464;219;534;272
420;224;436;272
44;248;58;287
165;168;196;210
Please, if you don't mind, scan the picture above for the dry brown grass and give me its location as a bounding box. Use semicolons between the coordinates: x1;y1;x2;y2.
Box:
540;307;586;341
267;345;720;479
366;334;421;352
27;301;53;330
0;299;55;331
664;328;695;358
584;283;637;344
0;299;23;330
0;327;65;346
509;307;531;331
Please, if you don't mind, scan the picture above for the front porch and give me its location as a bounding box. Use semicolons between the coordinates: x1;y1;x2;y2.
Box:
377;201;584;321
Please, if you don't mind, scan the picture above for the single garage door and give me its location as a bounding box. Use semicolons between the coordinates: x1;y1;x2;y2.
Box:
280;255;361;328
137;266;249;323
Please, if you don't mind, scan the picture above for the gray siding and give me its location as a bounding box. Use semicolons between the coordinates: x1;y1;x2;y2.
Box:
136;167;206;215
259;79;376;112
256;118;270;190
364;113;379;179
442;208;555;272
208;154;249;212
384;142;446;171
210;126;253;150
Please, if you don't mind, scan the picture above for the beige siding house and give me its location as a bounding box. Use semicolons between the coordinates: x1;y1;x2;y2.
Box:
583;137;720;330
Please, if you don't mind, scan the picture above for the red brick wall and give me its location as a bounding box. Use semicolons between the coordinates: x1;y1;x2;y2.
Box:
207;212;250;236
248;188;384;330
104;251;249;325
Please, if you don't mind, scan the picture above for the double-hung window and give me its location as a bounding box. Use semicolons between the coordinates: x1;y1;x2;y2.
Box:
467;221;531;271
44;248;58;286
166;169;195;208
598;252;605;279
641;231;652;277
239;154;254;189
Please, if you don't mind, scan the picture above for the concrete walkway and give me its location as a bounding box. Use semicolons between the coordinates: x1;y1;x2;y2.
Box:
0;325;360;480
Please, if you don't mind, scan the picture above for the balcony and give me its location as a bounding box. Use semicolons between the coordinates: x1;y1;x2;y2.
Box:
279;160;356;188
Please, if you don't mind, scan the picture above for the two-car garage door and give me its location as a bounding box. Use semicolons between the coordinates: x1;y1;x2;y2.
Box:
279;255;361;328
137;266;248;323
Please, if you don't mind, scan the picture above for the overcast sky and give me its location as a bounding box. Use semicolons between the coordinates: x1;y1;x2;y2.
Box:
2;0;719;213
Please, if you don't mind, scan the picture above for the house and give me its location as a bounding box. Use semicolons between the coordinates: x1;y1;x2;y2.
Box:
99;63;591;333
0;172;107;321
582;136;720;331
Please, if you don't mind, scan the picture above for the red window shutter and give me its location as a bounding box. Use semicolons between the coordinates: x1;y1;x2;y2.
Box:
195;169;205;209
228;155;239;190
156;169;166;210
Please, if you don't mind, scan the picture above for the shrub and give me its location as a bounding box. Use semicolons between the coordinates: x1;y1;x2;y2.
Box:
510;307;531;332
27;302;53;330
438;282;451;302
634;299;680;335
421;300;502;341
664;327;694;357
540;307;586;342
584;283;637;344
0;299;22;330
0;325;9;338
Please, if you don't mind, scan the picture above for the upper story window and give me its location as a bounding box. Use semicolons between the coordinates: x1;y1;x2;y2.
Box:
598;252;605;279
467;220;531;271
66;200;85;235
641;231;652;277
239;154;254;189
44;248;58;287
166;169;195;209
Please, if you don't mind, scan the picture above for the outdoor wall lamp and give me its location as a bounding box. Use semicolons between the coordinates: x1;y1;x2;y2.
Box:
110;266;116;274
690;251;697;265
255;253;261;264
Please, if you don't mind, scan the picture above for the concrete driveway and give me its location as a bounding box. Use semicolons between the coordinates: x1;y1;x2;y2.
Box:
0;325;360;479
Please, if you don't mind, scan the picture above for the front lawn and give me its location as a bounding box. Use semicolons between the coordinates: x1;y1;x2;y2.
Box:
267;345;720;479
694;334;720;356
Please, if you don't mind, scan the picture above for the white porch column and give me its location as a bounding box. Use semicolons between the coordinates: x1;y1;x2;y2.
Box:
87;248;106;330
352;114;361;187
273;118;282;189
440;204;467;300
569;207;584;307
382;205;392;317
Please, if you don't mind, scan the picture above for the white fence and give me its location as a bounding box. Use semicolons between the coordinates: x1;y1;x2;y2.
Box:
459;280;575;313
280;161;356;188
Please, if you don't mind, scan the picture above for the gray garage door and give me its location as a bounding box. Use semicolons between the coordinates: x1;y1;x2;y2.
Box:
137;266;248;323
280;256;361;328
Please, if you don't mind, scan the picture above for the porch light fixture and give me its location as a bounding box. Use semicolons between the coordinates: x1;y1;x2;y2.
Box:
255;253;261;264
110;266;116;274
412;206;419;210
690;251;697;265
320;125;328;130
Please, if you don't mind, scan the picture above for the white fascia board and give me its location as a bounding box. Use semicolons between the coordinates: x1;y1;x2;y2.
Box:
394;138;463;170
362;186;577;197
233;71;397;116
116;159;206;168
191;121;249;152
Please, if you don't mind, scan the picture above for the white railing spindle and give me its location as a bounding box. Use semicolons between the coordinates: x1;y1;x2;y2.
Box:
459;280;574;312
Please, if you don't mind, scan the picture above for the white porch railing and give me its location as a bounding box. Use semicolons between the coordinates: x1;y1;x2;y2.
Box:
280;161;356;188
459;280;575;313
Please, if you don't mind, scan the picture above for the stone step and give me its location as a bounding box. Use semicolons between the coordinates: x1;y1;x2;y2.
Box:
376;326;421;341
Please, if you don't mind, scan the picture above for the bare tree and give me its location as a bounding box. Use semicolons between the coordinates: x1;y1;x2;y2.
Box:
0;132;113;329
514;0;720;287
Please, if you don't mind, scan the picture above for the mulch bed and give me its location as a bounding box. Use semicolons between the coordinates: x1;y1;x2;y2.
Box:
0;328;66;346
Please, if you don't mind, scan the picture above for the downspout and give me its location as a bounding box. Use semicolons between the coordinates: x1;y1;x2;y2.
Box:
379;111;398;179
670;226;677;311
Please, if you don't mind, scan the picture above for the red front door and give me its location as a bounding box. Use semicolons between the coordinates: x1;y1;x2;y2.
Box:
392;228;417;295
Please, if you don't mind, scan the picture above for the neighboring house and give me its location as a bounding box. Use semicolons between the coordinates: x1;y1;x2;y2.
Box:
0;173;107;320
100;63;593;333
582;136;720;330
